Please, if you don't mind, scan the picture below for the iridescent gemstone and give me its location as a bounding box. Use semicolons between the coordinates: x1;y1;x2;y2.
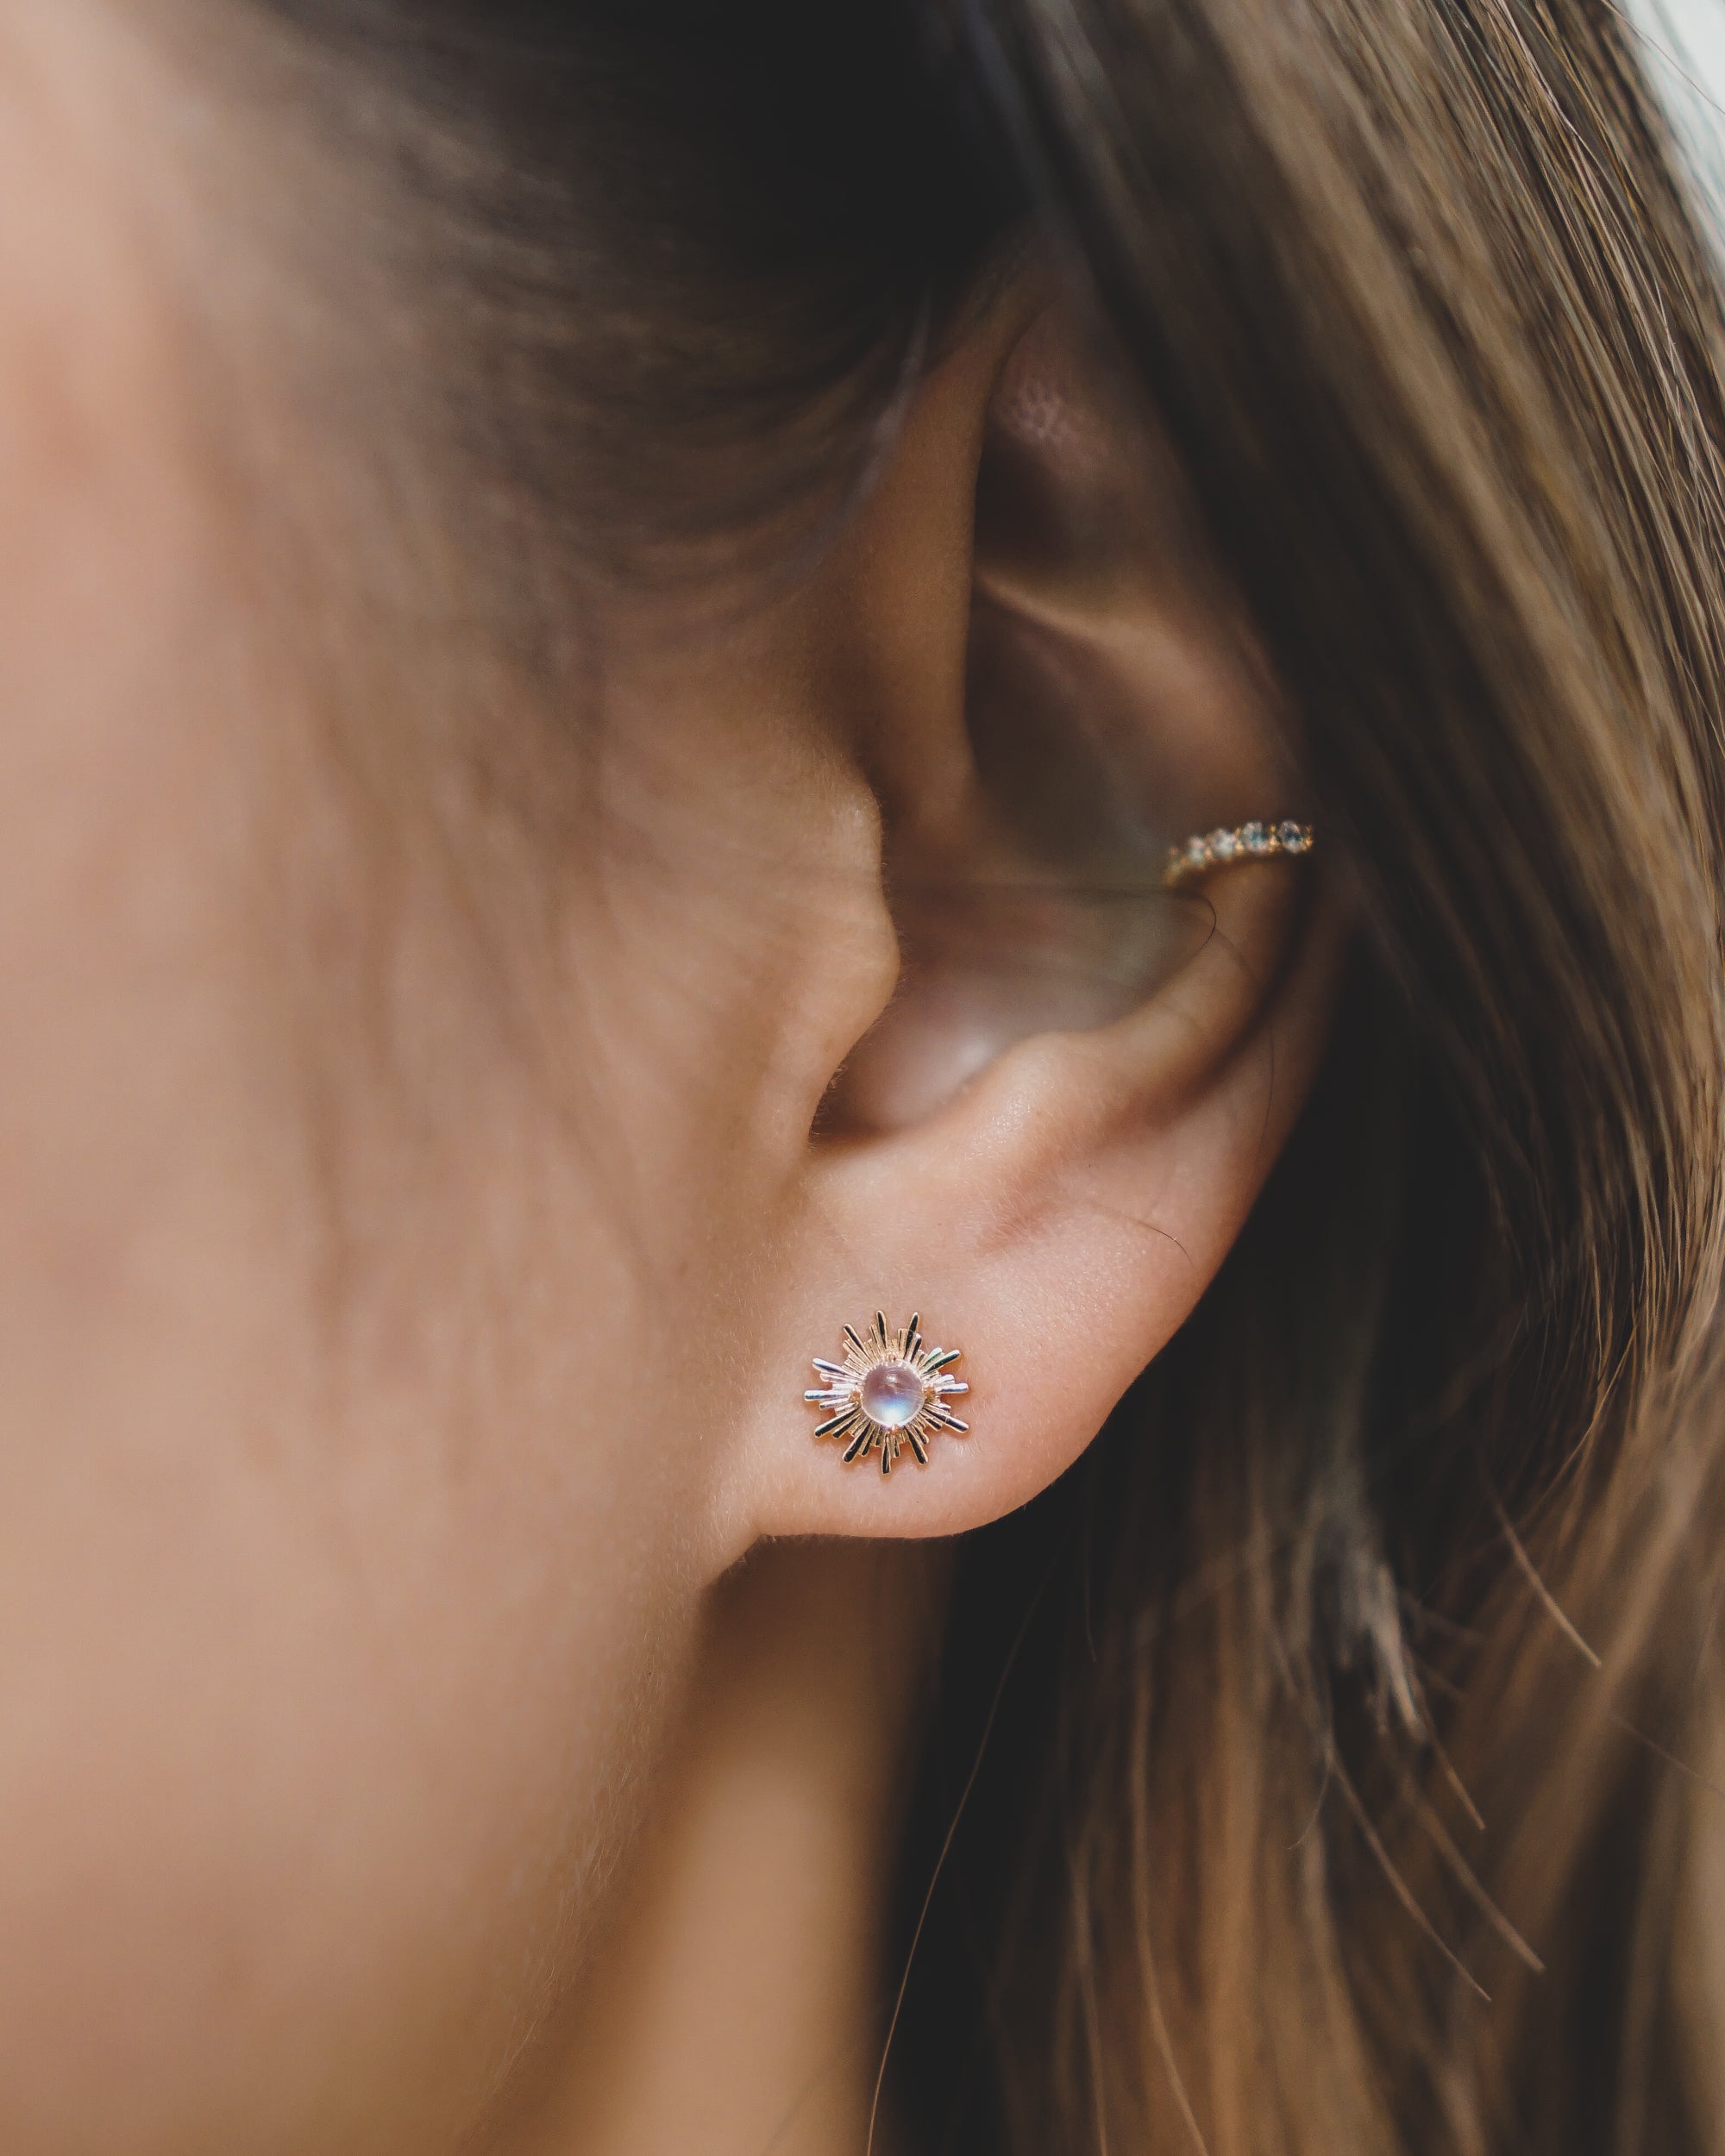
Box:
1243;820;1269;853
1214;829;1239;859
1278;820;1307;849
861;1363;925;1428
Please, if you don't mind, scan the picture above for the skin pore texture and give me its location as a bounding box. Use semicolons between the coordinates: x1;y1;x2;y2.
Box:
0;9;1344;2154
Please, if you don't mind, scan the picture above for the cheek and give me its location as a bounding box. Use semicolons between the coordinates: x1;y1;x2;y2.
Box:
0;543;718;2144
0;32;786;2142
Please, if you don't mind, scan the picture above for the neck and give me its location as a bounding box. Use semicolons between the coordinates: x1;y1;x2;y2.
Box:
499;1538;950;2156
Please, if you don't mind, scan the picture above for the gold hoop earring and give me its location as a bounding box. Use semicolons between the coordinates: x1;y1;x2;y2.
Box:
1163;820;1315;890
805;1313;969;1476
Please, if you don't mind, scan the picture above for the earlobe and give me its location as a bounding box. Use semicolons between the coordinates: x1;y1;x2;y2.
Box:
733;862;1347;1547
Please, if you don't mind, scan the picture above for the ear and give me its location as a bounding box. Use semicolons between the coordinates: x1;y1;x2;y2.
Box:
727;292;1349;1545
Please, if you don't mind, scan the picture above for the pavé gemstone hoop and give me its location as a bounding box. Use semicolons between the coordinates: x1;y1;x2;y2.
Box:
805;1313;969;1476
1163;819;1315;890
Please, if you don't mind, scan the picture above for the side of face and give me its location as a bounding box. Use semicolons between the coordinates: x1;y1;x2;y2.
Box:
0;10;1339;2150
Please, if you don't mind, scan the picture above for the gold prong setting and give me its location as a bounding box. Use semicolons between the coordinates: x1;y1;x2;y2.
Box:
1163;819;1314;889
804;1313;969;1476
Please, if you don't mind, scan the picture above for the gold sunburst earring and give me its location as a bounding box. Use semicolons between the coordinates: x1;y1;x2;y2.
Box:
806;1313;969;1476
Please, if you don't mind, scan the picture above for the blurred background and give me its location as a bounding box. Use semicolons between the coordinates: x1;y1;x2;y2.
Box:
1632;0;1725;231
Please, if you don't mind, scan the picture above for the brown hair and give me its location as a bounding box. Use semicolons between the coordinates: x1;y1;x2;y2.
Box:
249;1;1725;2147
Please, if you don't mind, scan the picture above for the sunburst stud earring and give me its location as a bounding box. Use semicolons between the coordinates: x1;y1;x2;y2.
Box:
805;1313;969;1476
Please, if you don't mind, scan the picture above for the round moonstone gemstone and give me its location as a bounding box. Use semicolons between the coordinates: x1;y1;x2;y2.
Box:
861;1363;925;1428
